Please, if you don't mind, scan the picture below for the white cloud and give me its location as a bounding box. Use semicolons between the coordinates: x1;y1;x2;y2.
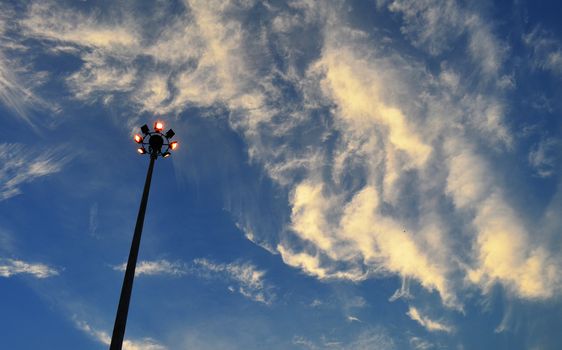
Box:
21;3;139;49
113;259;187;277
0;258;58;278
346;328;397;350
0;4;60;125
193;258;275;305
445;139;562;299
381;0;508;78
389;276;412;302
524;26;562;76
113;258;275;304
279;182;455;307
346;315;361;323
11;0;562;308
292;335;319;350
0;143;69;201
89;203;99;237
528;137;558;178
407;306;452;333
293;328;395;350
409;336;434;350
467;193;561;299
75;318;166;350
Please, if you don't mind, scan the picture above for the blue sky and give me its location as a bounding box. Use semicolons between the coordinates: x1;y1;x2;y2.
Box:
1;0;562;349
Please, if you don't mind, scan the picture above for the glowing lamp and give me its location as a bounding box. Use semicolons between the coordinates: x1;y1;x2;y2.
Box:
154;121;164;131
170;141;178;150
162;151;171;158
137;147;146;154
134;134;143;143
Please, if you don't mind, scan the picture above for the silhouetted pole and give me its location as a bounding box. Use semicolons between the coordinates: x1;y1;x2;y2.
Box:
109;122;178;350
110;154;155;350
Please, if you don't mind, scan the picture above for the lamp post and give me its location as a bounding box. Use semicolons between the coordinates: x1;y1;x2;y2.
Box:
109;122;179;350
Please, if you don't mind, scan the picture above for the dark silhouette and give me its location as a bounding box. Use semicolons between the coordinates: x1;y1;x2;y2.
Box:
110;122;178;350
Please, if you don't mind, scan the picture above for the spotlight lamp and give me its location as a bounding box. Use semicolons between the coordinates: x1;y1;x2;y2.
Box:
165;129;175;139
140;124;150;135
133;121;178;159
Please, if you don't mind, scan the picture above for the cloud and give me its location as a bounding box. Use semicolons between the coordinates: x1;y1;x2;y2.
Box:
293;335;320;350
75;318;166;350
113;258;275;304
293;328;395;350
193;258;275;305
18;0;266;120
389;276;413;302
10;0;562;309
409;336;434;350
113;259;187;277
466;193;561;299
279;179;455;306
0;143;69;201
0;4;60;125
380;0;508;78
528;137;558;178
0;258;58;278
346;315;361;323
445;139;562;299
88;203;99;237
524;26;562;76
407;306;452;333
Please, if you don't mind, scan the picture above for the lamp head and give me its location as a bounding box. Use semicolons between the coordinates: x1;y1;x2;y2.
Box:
165;129;175;139
148;134;164;154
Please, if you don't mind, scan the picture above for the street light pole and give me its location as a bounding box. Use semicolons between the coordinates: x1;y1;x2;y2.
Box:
109;155;155;350
109;122;178;350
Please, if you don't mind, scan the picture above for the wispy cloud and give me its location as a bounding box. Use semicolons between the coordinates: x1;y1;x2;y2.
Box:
0;258;58;278
9;0;562;310
409;336;434;350
0;4;59;125
380;0;509;79
88;202;99;237
293;327;396;350
0;143;69;201
389;276;412;302
524;26;562;76
346;315;361;323
75;318;166;350
113;258;275;304
113;259;187;277
528;137;558;178
193;258;276;305
407;306;452;333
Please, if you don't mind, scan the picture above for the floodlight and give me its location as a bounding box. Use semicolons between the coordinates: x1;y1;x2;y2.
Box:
154;121;164;131
140;124;149;135
162;151;171;158
165;129;175;139
137;147;146;154
134;134;143;143
170;141;178;150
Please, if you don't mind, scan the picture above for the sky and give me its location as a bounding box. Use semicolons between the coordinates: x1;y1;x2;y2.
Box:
1;0;562;349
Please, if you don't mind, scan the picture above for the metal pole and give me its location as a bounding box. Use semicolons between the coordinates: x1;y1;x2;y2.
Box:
110;154;156;350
